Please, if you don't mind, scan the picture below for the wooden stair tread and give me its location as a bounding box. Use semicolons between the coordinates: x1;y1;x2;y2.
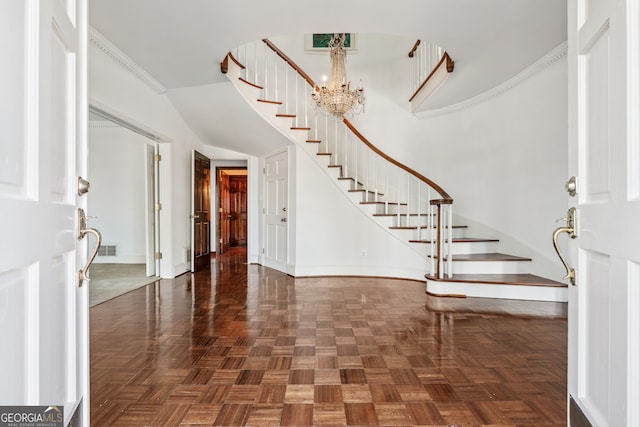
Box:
317;152;332;156
389;225;467;230
306;139;321;143
257;99;282;105
291;127;311;131
409;237;499;243
426;273;567;288
373;213;435;217
430;253;532;262
348;189;384;196
239;77;263;89
362;201;407;206
276;113;296;118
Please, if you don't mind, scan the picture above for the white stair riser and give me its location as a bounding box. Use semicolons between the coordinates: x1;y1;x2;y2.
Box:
410;240;499;256
390;227;467;241
449;260;531;275
426;279;568;302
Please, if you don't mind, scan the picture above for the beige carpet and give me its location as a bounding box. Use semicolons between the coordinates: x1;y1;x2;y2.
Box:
89;263;159;307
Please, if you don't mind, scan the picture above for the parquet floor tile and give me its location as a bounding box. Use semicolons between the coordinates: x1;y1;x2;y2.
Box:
91;247;567;426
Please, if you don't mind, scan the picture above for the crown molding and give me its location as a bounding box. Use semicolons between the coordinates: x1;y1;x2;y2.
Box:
88;120;120;128
416;41;568;119
89;27;167;94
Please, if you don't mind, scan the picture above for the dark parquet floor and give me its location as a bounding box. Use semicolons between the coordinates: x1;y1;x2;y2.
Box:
90;247;568;426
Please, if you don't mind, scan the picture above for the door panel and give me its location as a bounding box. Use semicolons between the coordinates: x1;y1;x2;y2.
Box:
145;144;156;276
263;151;288;272
229;175;247;247
568;0;640;425
219;171;231;254
192;151;210;271
0;0;89;424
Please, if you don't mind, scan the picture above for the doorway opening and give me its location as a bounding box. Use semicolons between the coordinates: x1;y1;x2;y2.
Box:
216;167;248;255
87;107;161;306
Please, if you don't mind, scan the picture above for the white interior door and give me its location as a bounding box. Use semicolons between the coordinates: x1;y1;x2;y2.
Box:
263;150;288;272
567;0;640;425
145;143;156;276
0;0;90;425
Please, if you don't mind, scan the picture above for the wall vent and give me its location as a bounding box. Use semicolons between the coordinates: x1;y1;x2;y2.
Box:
98;245;117;256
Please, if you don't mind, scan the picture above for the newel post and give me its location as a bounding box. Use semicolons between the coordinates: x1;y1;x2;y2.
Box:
430;198;454;279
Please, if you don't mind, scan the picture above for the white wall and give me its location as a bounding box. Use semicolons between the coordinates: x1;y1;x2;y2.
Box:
88;124;147;264
89;43;207;278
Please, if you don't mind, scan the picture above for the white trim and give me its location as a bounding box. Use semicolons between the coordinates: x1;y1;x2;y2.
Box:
88;100;172;142
416;41;568;118
628;0;640;201
88;27;166;94
628;261;640;426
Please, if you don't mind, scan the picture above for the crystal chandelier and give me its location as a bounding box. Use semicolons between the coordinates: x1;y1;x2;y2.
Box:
311;33;365;118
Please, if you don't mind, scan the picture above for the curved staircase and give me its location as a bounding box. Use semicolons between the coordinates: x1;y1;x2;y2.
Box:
222;39;567;302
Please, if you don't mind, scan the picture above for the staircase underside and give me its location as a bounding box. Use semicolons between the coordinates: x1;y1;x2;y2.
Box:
425;273;568;302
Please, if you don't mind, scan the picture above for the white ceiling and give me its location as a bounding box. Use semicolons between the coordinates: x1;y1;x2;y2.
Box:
89;0;567;154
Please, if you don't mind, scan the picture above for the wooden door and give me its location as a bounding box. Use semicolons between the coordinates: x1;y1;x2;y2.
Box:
192;151;210;271
229;175;247;247
219;171;231;254
263;151;288;272
567;0;640;425
0;0;91;424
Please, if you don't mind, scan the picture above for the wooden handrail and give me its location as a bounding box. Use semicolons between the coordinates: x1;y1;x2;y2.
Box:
221;52;245;74
408;39;421;58
343;119;453;201
262;39;317;89
408;52;454;102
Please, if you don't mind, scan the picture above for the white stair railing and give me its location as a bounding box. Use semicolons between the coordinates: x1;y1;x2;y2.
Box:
225;39;454;278
407;40;454;108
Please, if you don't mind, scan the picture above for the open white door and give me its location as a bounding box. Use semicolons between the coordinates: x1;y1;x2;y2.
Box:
567;0;640;425
0;0;91;425
145;143;156;276
263;150;288;272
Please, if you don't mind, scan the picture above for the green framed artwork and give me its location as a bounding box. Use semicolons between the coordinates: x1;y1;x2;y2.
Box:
312;33;352;48
305;33;357;53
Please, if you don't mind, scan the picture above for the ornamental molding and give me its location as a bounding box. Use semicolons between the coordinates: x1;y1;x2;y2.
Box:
416;41;568;119
89;27;167;94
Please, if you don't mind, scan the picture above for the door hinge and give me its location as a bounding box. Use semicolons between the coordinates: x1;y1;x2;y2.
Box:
156;203;162;211
263;207;265;214
154;154;162;162
263;167;266;174
219;238;223;244
262;248;265;254
155;252;163;260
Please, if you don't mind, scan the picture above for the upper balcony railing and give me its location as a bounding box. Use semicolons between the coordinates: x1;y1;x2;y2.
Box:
408;40;454;111
223;39;454;278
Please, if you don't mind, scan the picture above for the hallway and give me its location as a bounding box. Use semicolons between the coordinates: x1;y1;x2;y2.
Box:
90;248;567;426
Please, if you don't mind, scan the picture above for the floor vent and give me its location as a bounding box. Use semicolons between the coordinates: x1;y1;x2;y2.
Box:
98;245;117;256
